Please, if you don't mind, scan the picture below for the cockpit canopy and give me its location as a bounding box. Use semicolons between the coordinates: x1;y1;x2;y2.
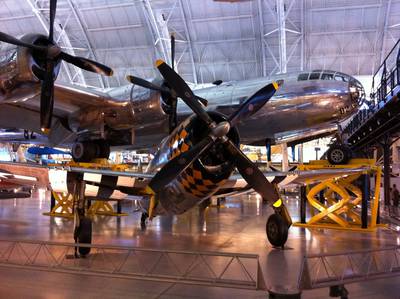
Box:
297;70;354;83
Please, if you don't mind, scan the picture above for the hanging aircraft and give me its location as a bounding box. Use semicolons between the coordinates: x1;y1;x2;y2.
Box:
0;167;42;199
0;1;364;164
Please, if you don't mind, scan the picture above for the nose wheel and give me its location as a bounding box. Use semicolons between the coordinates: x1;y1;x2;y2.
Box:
266;213;288;248
266;204;291;248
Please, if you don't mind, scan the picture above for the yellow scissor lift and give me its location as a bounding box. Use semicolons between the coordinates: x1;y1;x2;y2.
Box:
293;159;386;232
43;159;129;218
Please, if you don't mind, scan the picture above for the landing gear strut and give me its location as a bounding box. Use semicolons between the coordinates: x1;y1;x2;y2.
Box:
266;204;291;248
71;173;92;257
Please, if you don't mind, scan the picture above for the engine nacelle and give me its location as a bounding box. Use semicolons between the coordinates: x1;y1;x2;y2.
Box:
0;34;61;102
148;112;240;216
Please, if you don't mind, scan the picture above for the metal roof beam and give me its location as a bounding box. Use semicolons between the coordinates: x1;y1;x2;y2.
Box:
87;24;143;32
256;0;267;77
380;0;392;64
310;4;381;12
178;0;198;84
277;0;287;73
65;0;106;89
0;14;35;21
141;0;170;63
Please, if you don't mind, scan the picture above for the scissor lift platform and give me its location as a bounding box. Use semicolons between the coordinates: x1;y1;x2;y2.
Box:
293;159;387;232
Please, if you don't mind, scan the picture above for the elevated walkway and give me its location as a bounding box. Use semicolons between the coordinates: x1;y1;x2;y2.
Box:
342;38;400;149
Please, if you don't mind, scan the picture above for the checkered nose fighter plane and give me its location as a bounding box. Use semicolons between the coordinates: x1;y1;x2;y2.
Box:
50;59;292;254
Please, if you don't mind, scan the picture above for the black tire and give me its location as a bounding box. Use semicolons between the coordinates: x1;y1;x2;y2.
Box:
77;217;92;256
266;213;288;248
327;144;351;165
72;141;110;162
72;141;97;162
94;140;110;159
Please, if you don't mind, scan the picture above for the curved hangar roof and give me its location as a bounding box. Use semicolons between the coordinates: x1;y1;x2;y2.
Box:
0;0;399;90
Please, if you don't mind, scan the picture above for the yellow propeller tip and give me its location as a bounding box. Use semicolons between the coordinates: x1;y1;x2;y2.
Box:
145;186;155;195
273;198;283;208
109;70;114;76
126;75;131;81
272;81;279;90
155;59;165;67
40;127;50;135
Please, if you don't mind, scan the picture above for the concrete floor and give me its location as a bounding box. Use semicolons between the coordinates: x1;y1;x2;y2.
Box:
0;190;399;298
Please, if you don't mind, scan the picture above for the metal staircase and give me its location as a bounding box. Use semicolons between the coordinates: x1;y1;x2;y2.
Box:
342;39;400;149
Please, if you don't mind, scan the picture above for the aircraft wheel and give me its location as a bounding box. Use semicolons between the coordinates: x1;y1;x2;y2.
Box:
72;140;110;162
76;217;92;256
266;213;288;248
94;139;110;159
71;141;97;162
327;144;351;165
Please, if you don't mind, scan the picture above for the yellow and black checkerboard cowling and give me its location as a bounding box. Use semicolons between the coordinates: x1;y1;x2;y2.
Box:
166;117;193;160
163;114;235;199
176;162;228;198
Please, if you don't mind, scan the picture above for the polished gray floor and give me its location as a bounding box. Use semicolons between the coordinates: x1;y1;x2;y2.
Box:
0;190;399;298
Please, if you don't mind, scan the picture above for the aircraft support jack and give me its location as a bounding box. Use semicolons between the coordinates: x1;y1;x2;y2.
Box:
72;175;92;258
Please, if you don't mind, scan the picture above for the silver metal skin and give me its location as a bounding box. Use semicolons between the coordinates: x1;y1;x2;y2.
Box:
0;37;363;149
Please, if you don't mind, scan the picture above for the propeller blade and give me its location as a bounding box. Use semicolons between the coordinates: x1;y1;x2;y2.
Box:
228;82;278;127
225;140;280;203
126;75;169;93
168;99;177;133
148;136;213;193
171;34;175;71
40;60;55;133
59;52;113;76
156;60;213;126
0;32;46;51
49;0;57;43
196;96;208;107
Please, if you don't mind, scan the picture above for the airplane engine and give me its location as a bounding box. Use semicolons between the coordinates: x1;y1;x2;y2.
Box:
148;111;240;215
17;34;62;82
0;34;61;100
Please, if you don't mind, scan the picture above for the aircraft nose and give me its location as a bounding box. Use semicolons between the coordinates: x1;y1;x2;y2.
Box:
349;78;365;107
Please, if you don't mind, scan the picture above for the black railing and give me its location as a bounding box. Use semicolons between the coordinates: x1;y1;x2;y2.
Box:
342;38;400;139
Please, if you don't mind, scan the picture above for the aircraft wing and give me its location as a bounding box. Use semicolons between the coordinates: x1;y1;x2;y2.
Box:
47;164;372;201
215;167;372;197
0;83;128;145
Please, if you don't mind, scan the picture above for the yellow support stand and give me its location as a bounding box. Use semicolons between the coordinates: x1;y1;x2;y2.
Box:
45;160;132;218
87;201;128;216
63;159;131;172
43;191;74;218
294;159;387;232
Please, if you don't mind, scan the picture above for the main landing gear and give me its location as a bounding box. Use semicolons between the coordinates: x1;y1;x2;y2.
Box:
266;203;292;248
69;173;92;257
71;140;110;162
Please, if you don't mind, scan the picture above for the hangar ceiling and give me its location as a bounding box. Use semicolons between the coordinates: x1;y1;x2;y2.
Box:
0;0;399;90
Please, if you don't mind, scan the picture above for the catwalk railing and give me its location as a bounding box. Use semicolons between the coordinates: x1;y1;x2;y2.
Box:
298;246;400;290
342;38;400;145
0;239;265;290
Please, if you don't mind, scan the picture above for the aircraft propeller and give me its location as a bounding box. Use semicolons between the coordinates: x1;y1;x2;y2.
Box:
147;60;280;203
0;0;113;133
126;34;207;133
